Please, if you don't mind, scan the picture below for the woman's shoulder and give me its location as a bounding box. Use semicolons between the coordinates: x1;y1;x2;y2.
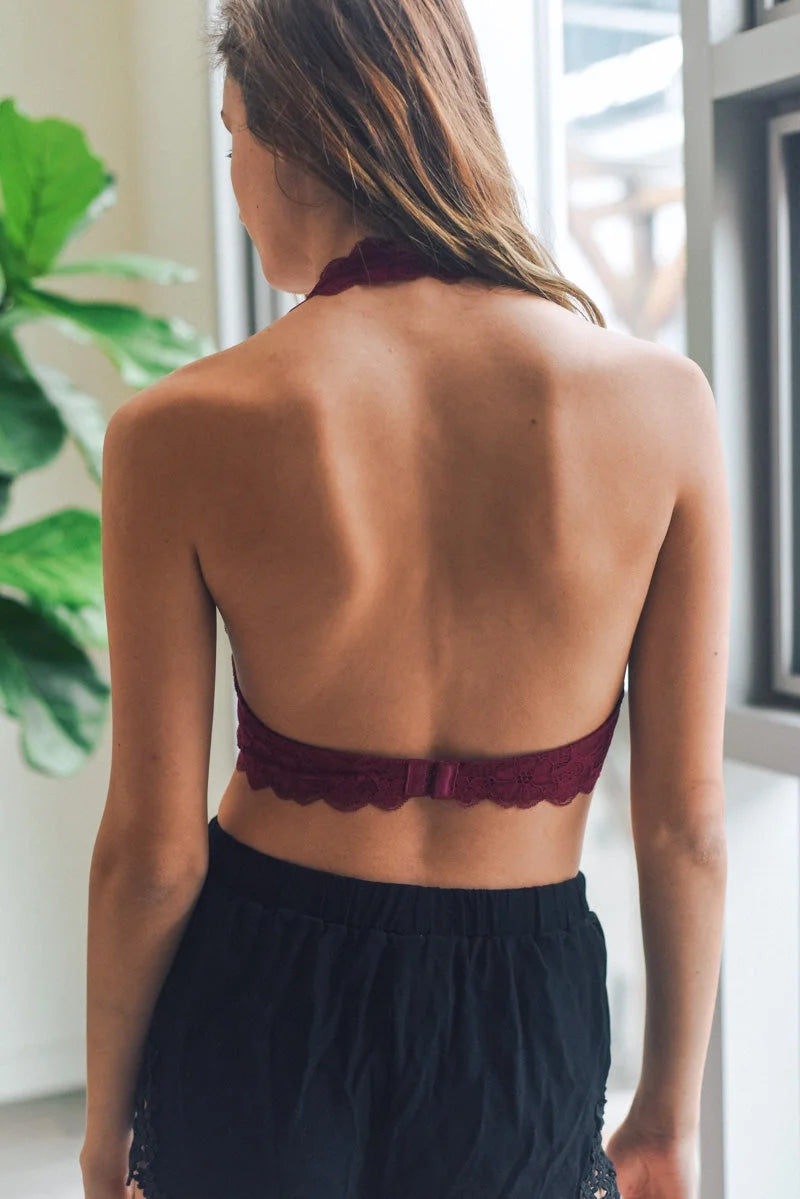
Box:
130;292;706;464
124;321;308;420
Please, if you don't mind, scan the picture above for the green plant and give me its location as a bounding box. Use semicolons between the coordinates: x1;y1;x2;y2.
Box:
0;97;215;776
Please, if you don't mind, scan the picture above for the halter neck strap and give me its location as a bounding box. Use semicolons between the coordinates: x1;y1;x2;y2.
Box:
303;236;469;300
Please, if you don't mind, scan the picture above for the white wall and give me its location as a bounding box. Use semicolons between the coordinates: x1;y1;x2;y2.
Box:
720;761;799;1196
0;0;232;1104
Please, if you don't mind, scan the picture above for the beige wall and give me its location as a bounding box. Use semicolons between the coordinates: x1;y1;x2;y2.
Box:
0;0;231;1103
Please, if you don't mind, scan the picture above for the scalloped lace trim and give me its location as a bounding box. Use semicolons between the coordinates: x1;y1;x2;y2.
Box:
126;1037;169;1198
233;755;609;810
233;689;623;813
579;1094;620;1198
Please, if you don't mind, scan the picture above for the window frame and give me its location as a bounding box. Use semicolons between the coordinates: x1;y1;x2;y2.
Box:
768;106;800;700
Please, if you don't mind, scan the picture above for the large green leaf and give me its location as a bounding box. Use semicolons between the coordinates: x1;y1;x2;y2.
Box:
32;363;107;484
0;474;11;522
57;176;117;252
0;293;37;340
0;217;26;290
0;508;102;609
27;594;108;651
0;353;66;476
45;252;198;284
0;330;28;369
0;98;114;282
18;285;215;387
0;594;109;774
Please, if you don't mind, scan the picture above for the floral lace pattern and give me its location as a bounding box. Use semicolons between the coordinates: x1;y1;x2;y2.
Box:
126;1037;167;1199
233;656;624;811
301;235;471;300
579;1093;621;1199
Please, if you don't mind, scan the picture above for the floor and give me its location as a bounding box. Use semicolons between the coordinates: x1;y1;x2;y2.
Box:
2;1086;633;1197
0;1089;87;1199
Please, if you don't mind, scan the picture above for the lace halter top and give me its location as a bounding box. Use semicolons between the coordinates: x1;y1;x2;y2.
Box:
233;235;625;811
302;234;470;299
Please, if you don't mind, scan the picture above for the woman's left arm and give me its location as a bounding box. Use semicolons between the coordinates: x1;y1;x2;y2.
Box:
80;860;205;1180
81;374;218;1190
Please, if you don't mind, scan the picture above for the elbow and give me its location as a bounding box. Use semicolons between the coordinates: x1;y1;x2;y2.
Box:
631;779;728;864
90;837;206;902
635;822;728;865
684;827;727;867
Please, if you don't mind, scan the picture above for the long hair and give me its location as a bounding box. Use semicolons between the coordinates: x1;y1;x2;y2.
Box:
206;0;606;325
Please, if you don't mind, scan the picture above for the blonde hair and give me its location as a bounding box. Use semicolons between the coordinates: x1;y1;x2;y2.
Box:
206;0;606;325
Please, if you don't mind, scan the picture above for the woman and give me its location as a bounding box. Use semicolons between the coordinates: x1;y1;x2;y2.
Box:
80;2;729;1197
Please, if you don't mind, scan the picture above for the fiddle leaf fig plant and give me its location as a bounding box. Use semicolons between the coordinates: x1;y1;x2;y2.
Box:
0;97;216;776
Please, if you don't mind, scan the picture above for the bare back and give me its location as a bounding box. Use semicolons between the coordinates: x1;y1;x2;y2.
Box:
187;274;678;886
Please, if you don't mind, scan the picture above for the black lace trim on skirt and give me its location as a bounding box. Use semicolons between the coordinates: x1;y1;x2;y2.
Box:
125;1034;619;1198
579;1091;621;1198
126;1037;168;1198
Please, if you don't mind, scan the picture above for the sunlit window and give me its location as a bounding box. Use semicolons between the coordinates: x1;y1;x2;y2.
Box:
768;111;800;699
562;0;685;348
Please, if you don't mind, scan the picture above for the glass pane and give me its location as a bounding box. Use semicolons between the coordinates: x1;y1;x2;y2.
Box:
562;0;685;348
787;130;800;676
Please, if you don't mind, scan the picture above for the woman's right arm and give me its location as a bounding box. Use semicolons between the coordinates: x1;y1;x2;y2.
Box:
623;355;730;1140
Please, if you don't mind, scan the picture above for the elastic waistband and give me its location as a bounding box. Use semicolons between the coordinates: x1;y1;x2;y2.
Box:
206;815;590;937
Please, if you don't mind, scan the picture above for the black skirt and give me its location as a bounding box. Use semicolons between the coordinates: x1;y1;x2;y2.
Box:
127;815;620;1199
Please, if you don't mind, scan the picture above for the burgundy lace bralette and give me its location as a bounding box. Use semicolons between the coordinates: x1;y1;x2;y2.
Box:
233;654;624;812
232;236;625;811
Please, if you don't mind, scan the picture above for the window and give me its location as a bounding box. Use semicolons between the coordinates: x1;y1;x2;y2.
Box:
562;0;685;347
756;0;800;25
768;108;800;699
